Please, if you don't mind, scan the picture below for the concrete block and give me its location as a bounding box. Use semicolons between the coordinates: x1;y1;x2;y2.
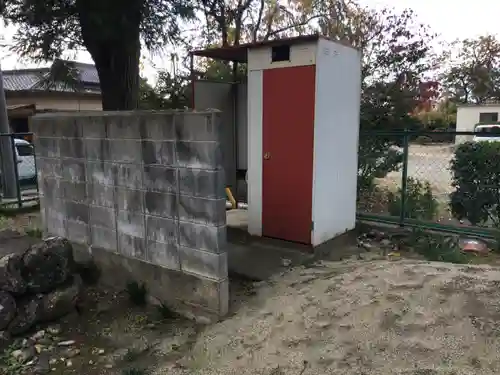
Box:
144;192;177;218
109;139;142;163
89;205;116;230
116;210;145;238
175;141;222;170
41;177;61;204
36;157;62;179
146;241;180;270
86;161;114;186
82;116;108;139
85;139;110;161
65;200;89;224
45;207;66;237
108;114;142;139
61;181;87;203
145;215;177;245
118;233;146;260
141;113;175;140
178;168;225;199
179;221;226;254
53;117;82;138
60;138;85;159
143;166;176;193
114;187;144;213
87;183;115;208
91;226;117;252
62;159;87;183
178;196;226;226
37;138;60;158
113;164;143;189
142;140;175;166
179;247;227;280
31;117;56;137
174;112;221;141
87;246;228;317
66;219;89;244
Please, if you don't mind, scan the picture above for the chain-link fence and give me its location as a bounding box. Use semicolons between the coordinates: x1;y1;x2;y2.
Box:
357;130;498;238
0;132;39;209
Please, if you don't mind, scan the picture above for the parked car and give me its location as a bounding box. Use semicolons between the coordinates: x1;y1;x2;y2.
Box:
0;139;36;185
473;123;500;143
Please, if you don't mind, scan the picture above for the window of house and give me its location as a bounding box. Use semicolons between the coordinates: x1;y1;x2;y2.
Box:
271;45;290;62
479;112;498;123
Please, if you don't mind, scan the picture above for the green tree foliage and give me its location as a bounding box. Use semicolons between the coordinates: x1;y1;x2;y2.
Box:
440;35;500;104
450;142;500;227
2;0;194;110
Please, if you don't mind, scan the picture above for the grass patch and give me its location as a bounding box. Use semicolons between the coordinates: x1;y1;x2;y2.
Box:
156;302;178;320
409;229;470;264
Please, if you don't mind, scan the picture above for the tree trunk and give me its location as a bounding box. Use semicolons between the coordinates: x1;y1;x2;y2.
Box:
76;0;143;111
91;40;141;110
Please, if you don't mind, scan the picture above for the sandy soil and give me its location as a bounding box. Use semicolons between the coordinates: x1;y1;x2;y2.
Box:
159;259;500;375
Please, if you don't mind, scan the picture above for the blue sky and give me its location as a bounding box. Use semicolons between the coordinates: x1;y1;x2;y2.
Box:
2;0;500;83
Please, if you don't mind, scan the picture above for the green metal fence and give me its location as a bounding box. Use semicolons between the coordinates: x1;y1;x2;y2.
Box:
356;130;499;239
0;132;39;210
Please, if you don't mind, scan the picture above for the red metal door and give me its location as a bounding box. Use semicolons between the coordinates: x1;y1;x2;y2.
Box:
262;65;315;244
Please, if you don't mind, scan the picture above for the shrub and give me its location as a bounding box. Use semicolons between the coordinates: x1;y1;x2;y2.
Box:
358;136;403;191
409;229;469;264
449;142;500;227
387;177;438;220
126;281;148;306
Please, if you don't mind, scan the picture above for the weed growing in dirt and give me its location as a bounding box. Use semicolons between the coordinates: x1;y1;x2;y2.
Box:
0;346;24;375
156;302;178;320
126;281;148;306
409;229;470;264
123;347;146;362
25;227;43;238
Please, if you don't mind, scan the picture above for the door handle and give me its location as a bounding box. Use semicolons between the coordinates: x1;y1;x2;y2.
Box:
263;152;271;160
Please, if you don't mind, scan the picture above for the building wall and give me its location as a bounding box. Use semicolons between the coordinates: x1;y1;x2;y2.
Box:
312;38;361;246
192;81;236;190
456;105;500;143
7;96;102;111
248;42;317;71
31;110;228;319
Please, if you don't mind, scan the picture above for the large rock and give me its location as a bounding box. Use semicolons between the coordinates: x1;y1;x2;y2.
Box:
23;237;75;293
40;275;82;322
7;295;44;335
0;253;27;294
0;291;16;330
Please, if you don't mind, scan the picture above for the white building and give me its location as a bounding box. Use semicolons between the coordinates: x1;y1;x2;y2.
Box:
456;103;500;143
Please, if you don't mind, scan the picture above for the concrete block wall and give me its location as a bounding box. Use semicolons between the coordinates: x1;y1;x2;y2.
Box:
32;110;228;318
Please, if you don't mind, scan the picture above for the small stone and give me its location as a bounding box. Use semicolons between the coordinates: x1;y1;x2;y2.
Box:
315;321;331;329
57;340;76;347
380;239;392;247
88;360;94;365
66;359;73;367
47;325;62;336
49;358;58;365
104;364;113;369
11;347;35;363
35;344;44;354
32;330;46;341
64;348;80;358
281;258;292;267
97;349;105;355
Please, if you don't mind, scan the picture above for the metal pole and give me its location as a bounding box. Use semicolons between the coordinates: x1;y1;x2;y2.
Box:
0;62;18;198
399;130;409;227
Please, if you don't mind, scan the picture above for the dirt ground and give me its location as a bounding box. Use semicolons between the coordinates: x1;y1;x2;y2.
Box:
4;212;500;374
158;259;500;375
